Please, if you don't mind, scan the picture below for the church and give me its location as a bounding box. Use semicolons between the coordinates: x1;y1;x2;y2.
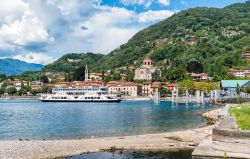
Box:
134;58;161;81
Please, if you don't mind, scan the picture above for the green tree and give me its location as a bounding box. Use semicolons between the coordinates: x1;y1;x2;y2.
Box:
152;71;161;82
236;83;241;95
6;87;17;95
0;87;5;96
0;74;6;82
244;87;250;94
125;70;134;82
30;89;38;96
186;59;203;73
179;79;195;91
17;89;26;96
40;75;49;83
74;66;85;81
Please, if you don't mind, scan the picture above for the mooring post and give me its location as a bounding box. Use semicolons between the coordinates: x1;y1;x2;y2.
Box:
196;90;200;104
171;90;174;104
176;88;179;105
214;90;218;103
185;89;189;106
201;91;204;105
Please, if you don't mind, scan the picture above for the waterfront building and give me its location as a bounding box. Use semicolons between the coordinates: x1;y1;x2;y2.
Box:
10;80;28;91
167;83;177;91
220;80;250;93
107;81;142;97
142;82;161;96
30;81;44;90
142;82;176;97
134;58;161;81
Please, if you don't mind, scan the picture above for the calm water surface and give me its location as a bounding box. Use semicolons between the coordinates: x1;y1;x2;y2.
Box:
66;150;193;159
0;100;214;140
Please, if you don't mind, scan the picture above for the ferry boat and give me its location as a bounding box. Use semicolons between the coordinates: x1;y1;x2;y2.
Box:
39;87;121;103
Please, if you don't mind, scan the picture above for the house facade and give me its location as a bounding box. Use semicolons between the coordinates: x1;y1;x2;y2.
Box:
190;73;209;81
107;82;142;97
220;80;250;94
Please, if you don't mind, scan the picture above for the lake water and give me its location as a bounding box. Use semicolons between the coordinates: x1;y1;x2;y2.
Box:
67;150;193;159
0;100;214;140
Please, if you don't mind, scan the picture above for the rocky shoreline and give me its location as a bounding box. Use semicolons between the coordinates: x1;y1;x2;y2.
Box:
0;109;220;159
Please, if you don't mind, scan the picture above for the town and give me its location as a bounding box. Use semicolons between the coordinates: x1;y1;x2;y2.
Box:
1;56;250;102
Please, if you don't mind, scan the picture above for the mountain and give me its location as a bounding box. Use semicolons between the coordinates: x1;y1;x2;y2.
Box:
45;1;250;81
0;59;44;76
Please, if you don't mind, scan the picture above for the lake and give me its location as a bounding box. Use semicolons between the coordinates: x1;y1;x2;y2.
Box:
0;100;214;140
67;150;193;159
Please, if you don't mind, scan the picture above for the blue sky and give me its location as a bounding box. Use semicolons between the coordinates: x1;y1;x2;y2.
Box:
0;0;247;64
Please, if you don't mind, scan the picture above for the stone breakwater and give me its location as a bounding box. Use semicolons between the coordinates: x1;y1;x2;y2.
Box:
0;109;220;159
202;108;221;125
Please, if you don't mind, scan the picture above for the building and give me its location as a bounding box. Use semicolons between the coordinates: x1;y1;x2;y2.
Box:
190;73;209;81
120;74;127;81
10;80;28;91
54;81;103;89
134;58;161;81
54;82;71;88
90;73;102;81
30;81;44;90
242;52;250;59
228;68;250;78
142;82;162;96
107;81;142;97
220;80;250;93
167;83;177;91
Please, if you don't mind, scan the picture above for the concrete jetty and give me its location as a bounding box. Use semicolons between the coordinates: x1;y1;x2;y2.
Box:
193;105;250;159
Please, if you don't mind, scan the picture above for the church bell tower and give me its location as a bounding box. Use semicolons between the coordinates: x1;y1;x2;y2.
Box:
85;64;89;82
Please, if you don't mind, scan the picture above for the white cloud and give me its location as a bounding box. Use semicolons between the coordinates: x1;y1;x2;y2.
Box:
71;6;138;53
0;0;29;23
0;10;53;46
0;0;54;55
158;0;170;6
13;53;55;65
138;10;174;23
0;0;176;63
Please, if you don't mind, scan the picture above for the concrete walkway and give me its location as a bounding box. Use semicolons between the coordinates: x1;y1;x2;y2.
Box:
193;104;250;159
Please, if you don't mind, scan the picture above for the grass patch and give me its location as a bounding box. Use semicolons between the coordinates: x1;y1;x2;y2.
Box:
230;104;250;130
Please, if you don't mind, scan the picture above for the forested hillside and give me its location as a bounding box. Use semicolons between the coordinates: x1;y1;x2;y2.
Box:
44;53;104;72
45;1;250;81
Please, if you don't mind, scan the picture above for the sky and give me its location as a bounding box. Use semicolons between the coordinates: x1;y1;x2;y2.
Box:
0;0;247;65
